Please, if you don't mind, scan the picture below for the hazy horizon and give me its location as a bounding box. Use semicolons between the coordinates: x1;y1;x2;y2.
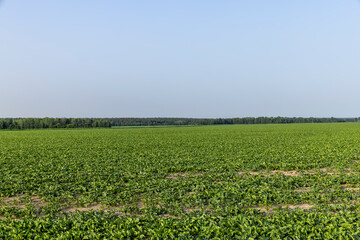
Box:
1;1;360;118
0;116;359;120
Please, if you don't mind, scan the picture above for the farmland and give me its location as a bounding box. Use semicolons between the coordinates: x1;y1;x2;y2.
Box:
2;123;360;238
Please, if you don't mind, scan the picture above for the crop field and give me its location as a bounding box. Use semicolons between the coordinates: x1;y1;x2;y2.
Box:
2;123;360;239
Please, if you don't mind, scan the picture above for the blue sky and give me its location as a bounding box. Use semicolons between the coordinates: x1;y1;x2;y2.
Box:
1;1;360;118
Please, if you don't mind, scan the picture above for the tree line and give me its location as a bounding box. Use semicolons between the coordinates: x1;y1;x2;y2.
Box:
105;117;359;126
0;118;110;130
0;117;358;130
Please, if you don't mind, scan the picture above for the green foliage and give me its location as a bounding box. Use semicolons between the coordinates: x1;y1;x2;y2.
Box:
0;116;358;130
0;118;111;129
1;123;360;238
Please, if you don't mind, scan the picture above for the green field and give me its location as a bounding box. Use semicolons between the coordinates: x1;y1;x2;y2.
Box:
2;123;360;239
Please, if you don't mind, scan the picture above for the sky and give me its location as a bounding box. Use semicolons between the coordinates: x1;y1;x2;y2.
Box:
1;1;360;118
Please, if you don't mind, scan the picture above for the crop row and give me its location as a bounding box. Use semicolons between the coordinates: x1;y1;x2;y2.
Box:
1;123;360;238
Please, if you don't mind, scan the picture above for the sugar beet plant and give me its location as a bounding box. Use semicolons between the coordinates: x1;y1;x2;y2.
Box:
1;123;360;238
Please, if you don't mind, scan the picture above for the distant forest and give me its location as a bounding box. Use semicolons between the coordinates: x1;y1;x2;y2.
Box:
0;117;359;130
